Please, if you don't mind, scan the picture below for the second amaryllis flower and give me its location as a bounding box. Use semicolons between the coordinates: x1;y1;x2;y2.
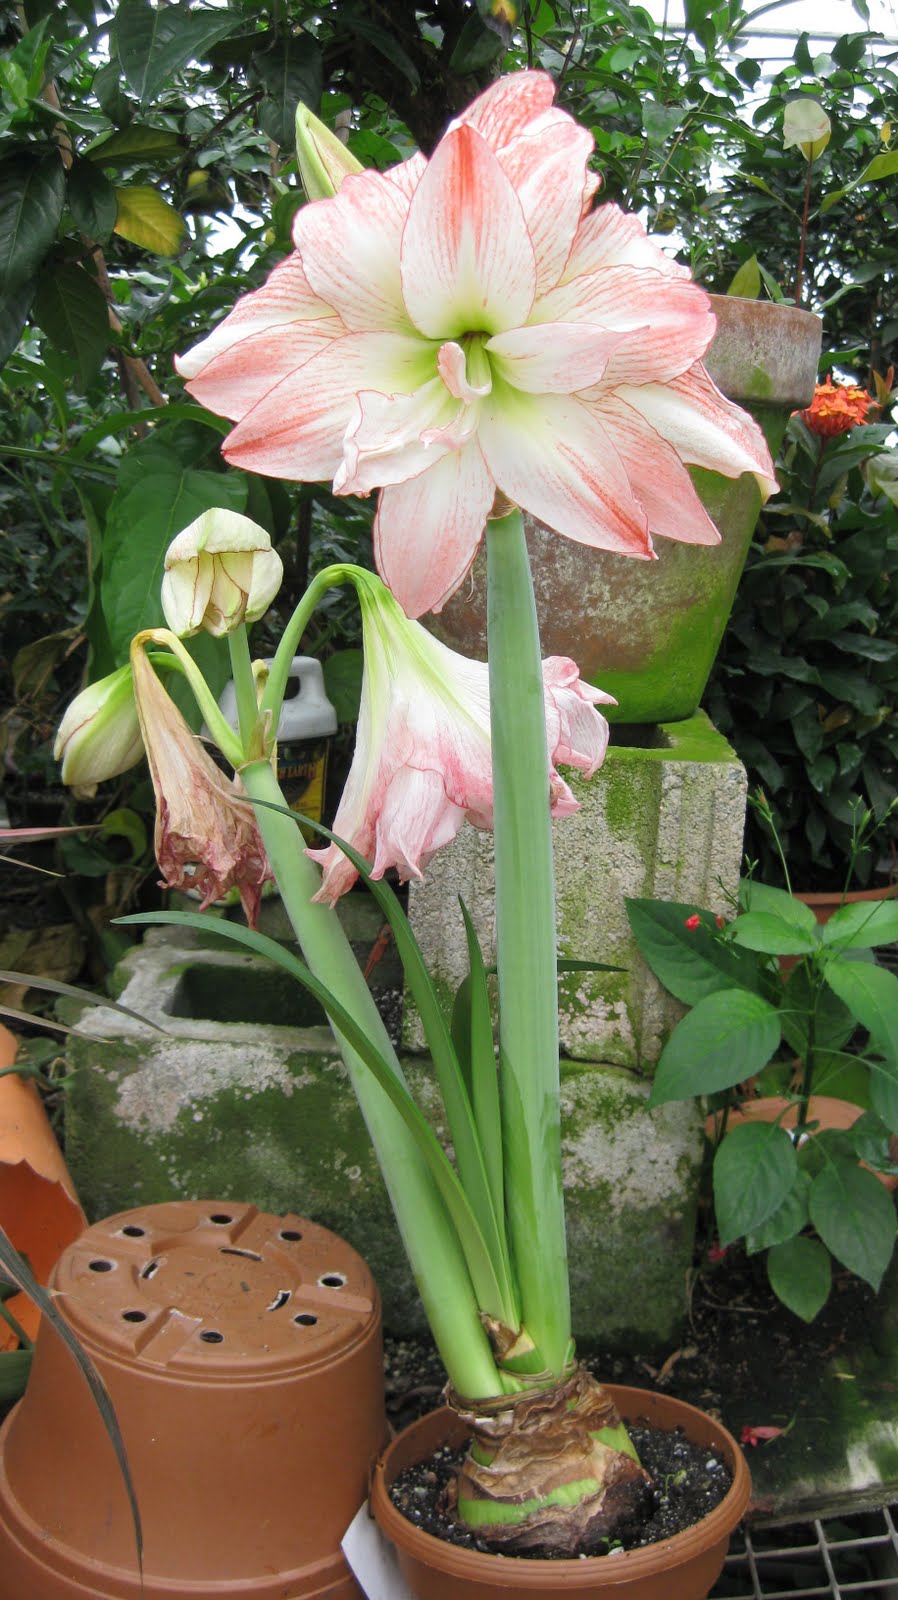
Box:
177;71;776;621
308;570;614;903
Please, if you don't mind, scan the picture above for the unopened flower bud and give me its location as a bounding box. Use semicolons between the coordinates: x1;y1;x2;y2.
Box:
161;509;283;638
295;103;364;201
783;98;831;162
54;664;144;785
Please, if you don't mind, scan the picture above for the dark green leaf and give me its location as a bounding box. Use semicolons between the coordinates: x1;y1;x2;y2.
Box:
0;148;65;294
852;1110;898;1173
32;262;109;387
746;1170;811;1252
116;0;244;105
822;898;898;951
642;100;684;145
730;911;817;957
337;14;420;88
649;989;781;1106
448;14;505;72
0;1348;32;1402
0;274;36;368
625;898;761;1005
254;34;323;149
767;1236;832;1321
714;1122;799;1244
66;158;117;240
809;1159;896;1289
84;124;182;168
322;649;362;724
824;958;898;1064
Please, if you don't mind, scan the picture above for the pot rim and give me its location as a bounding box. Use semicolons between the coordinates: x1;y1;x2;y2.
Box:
370;1384;751;1585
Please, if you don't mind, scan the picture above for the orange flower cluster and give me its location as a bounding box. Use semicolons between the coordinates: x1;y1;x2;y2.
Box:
798;376;874;438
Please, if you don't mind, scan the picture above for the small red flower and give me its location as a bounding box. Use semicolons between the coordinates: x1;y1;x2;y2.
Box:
685;914;701;930
741;1424;785;1448
715;914;726;929
798;376;874;439
707;1241;728;1262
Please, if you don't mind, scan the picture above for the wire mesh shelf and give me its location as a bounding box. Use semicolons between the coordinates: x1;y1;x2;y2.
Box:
711;1507;898;1598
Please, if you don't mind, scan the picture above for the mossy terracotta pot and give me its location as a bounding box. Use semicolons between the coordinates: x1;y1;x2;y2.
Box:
0;1200;387;1598
429;296;822;723
370;1386;751;1600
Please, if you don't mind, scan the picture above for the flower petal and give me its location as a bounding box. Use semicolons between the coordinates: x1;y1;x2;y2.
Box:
374;442;495;617
401;123;536;340
534;267;714;384
478;385;652;558
543;657;613;779
293;171;411;333
335;376;459;495
493;113;596;292
438;341;492;402
486;322;628;394
221;332;435;482
597;394;722;544
176;253;336;381
617;362;778;494
372;766;466;882
455;70;558;149
386;150;426;199
559;203;692;286
181;320;344;422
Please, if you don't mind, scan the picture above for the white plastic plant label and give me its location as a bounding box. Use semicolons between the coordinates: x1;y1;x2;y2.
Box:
341;1500;417;1600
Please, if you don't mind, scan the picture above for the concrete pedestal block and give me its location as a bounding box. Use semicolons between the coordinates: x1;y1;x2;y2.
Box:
63;928;702;1352
405;711;747;1069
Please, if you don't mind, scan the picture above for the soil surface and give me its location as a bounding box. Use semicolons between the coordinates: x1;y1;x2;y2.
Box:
388;1424;733;1558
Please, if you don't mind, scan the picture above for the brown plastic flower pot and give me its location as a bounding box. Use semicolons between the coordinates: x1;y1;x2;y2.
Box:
0;1199;388;1598
370;1386;751;1600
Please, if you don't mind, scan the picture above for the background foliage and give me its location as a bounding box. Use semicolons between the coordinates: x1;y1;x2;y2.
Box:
1;0;896;897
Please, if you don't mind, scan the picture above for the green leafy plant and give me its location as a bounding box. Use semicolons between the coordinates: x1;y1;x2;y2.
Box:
707;388;898;890
627;847;898;1322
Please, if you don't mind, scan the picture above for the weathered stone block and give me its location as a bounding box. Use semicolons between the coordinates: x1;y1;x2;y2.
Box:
405;711;747;1068
64;929;702;1352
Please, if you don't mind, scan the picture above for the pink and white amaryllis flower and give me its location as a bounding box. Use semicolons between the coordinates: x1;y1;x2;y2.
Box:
130;636;272;926
177;71;776;620
307;570;614;903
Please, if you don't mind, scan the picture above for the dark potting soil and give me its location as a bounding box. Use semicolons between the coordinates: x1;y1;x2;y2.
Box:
388;1423;733;1559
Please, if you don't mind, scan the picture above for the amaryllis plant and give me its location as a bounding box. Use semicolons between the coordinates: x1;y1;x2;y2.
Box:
57;72;774;1555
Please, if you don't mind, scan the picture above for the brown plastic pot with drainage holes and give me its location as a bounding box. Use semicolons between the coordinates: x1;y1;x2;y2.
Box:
370;1388;751;1600
0;1199;388;1599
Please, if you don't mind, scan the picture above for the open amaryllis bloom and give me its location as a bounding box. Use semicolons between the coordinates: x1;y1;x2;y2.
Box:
178;71;776;619
307;570;614;902
131;636;272;925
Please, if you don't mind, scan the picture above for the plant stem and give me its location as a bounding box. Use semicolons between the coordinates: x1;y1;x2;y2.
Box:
239;751;504;1399
794;150;813;307
485;509;571;1379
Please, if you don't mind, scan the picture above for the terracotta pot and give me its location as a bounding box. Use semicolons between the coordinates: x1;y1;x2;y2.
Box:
0;1200;387;1598
370;1387;751;1599
0;1025;86;1351
706;1094;898;1192
428;296;822;723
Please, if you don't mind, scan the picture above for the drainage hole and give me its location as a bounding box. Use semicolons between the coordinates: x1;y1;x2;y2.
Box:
122;1310;147;1323
279;1229;302;1242
141;1261;160;1280
293;1313;318;1327
121;1225;146;1238
88;1259;114;1273
219;1247;262;1261
200;1330;224;1344
266;1290;291;1312
209;1213;233;1224
318;1273;346;1289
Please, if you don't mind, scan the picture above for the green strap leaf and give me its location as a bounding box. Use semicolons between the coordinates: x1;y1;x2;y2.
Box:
459;898;505;1237
0;972;166;1033
649;988;781;1107
117;909;511;1320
